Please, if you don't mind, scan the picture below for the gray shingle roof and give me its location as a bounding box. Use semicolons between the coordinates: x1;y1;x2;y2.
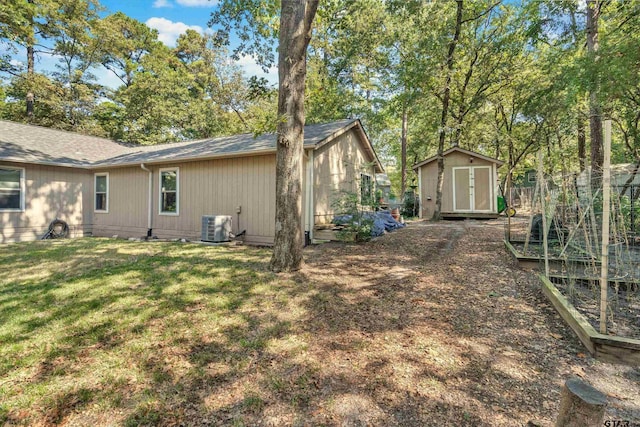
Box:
0;118;366;169
0;121;132;167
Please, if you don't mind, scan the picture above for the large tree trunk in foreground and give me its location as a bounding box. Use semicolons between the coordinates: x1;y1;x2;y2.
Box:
433;0;463;221
587;0;603;173
270;0;319;273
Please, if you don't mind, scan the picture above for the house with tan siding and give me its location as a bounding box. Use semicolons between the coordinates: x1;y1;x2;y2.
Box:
0;119;383;244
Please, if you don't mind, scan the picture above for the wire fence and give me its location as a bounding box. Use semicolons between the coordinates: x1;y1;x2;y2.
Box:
505;170;640;338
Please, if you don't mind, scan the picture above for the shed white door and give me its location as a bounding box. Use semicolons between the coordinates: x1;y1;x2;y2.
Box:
453;166;493;212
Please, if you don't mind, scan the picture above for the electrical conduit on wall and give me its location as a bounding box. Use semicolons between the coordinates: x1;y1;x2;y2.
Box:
140;164;152;237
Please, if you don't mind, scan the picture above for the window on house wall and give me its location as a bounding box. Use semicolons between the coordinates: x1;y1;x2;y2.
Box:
160;168;179;215
0;167;24;211
94;173;109;212
360;173;372;205
527;172;536;183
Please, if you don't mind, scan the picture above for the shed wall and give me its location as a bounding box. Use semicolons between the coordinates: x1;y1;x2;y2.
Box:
418;151;496;219
0;161;92;243
313;128;376;224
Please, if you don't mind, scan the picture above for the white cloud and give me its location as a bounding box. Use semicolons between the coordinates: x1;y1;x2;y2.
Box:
236;54;278;86
145;17;203;46
176;0;218;6
153;0;173;8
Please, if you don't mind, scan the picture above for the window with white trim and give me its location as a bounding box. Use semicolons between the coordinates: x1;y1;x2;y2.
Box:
0;167;25;211
94;173;109;212
527;171;536;183
159;168;179;215
360;173;372;204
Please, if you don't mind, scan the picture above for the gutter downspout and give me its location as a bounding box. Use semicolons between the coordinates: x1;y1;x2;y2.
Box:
140;163;153;238
418;167;423;219
306;149;315;243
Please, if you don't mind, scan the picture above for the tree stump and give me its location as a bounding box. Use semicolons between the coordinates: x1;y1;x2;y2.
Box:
555;377;607;427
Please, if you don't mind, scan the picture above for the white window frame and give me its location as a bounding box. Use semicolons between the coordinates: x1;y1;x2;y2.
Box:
0;166;25;212
360;172;372;204
159;167;179;216
94;172;109;213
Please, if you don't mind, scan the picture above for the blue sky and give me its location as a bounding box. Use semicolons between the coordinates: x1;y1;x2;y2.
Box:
5;0;277;89
97;0;278;87
100;0;217;46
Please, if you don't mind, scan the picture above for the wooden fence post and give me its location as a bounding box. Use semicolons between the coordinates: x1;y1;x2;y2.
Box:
599;119;612;334
555;377;607;427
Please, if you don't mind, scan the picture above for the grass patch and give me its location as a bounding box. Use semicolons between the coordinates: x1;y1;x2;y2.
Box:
0;238;311;425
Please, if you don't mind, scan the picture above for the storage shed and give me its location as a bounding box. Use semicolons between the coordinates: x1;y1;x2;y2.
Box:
413;147;504;219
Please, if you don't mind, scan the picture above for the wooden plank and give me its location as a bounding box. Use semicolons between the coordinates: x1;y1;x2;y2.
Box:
591;334;640;350
441;213;499;219
599;119;612;333
539;274;597;354
313;229;338;241
540;274;640;365
594;343;640;366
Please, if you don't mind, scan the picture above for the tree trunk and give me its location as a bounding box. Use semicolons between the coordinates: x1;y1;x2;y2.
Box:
401;104;408;197
269;0;319;273
26;0;35;118
578;116;586;172
27;45;34;75
587;0;603;173
433;0;463;221
555;377;607;427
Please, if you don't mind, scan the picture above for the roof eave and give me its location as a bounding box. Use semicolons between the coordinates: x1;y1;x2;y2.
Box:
413;147;504;170
311;119;384;173
90;147;280;169
0;157;92;169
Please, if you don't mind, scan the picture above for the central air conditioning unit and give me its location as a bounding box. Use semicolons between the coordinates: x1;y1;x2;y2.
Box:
201;215;232;242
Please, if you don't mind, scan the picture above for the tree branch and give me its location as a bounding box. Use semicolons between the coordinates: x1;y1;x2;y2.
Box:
461;1;502;25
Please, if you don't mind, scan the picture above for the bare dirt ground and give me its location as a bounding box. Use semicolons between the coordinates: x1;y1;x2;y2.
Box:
295;219;640;426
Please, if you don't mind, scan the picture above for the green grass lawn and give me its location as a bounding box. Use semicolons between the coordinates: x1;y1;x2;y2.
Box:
0;238;313;426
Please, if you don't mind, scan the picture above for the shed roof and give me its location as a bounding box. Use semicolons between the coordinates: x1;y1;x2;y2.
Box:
413;146;504;170
0;119;383;172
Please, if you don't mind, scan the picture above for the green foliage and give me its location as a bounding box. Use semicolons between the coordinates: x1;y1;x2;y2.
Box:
0;1;276;143
401;188;419;218
1;0;640;172
331;189;374;243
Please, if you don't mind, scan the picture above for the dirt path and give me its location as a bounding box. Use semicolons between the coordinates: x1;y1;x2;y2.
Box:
298;219;640;426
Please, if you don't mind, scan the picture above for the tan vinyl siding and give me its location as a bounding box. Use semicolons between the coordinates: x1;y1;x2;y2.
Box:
418;151;497;218
91;155;276;244
419;161;438;219
313;128;376;224
92;166;148;237
0;162;91;243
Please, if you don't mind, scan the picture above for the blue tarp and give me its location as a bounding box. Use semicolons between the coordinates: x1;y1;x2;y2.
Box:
332;210;405;237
